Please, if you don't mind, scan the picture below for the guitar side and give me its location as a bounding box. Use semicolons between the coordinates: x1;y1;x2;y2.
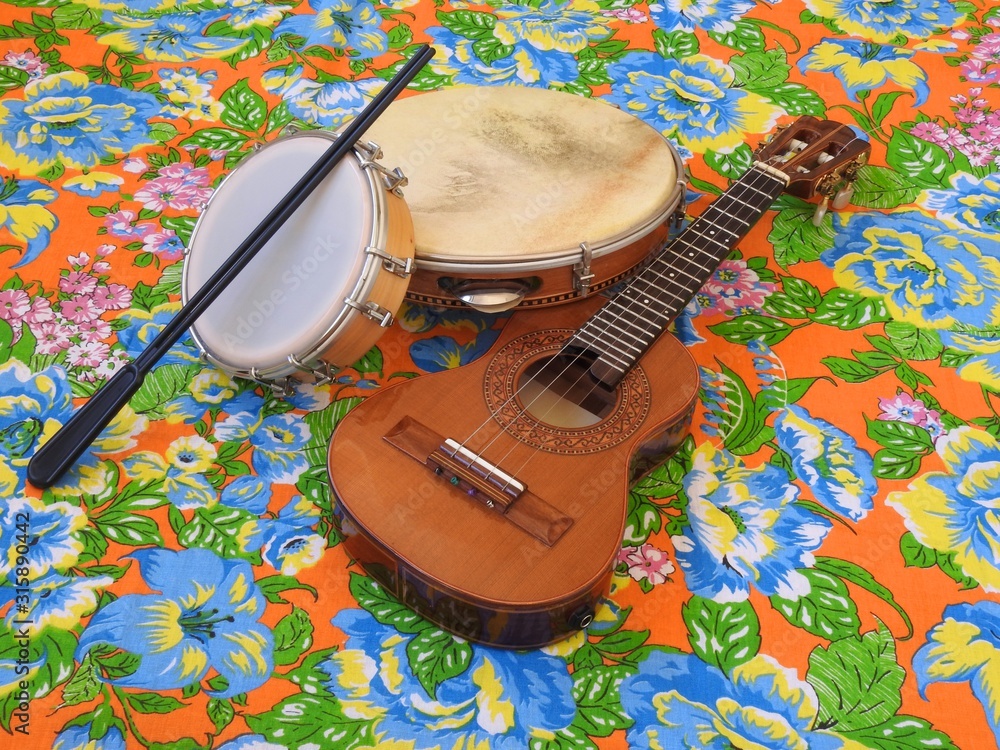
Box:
327;296;699;648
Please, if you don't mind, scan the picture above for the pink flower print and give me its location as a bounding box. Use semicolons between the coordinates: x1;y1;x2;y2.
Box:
0;289;31;322
103;210;141;238
67;252;91;268
602;7;648;22
877;392;937;426
24;296;54;328
92;261;111;273
142;229;186;260
961;58;1000;84
34;322;73;355
960;142;996;167
974;33;1000;63
158;164;211;187
92;284;132;311
3;50;48;79
956;107;986;125
59;271;99;295
618;544;675;585
134;176;210;212
703;260;775;313
60;294;102;324
77;318;112;343
96;244;116;257
968;123;1000;147
66;341;110;368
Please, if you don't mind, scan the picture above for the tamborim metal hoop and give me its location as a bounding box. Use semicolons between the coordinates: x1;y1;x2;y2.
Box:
181;130;415;394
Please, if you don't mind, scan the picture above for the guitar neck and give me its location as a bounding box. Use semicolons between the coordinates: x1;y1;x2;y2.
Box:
567;163;788;384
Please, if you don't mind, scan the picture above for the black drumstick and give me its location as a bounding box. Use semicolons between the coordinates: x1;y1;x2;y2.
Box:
27;45;435;489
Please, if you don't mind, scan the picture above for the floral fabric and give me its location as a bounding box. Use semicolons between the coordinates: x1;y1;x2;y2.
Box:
0;0;998;748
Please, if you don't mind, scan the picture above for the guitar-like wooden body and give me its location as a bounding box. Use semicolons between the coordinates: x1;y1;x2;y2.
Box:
328;297;699;648
327;117;870;648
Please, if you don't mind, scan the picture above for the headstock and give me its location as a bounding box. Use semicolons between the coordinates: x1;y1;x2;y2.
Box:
755;117;870;210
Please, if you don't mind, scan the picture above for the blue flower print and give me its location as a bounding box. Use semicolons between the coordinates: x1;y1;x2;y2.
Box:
261;67;384;128
605;53;783;155
912;601;1000;745
123;435;219;510
165;368;265;423
0;361;145;498
98;10;251;62
221;475;272;514
53;722;126;750
116;304;202;367
939;329;1000;391
920;172;1000;237
672;442;832;601
492;0;611;54
76;548;273;698
273;0;388;56
240;496;326;575
774;404;877;521
214;412;310;483
0;73;162;177
2;572;112;634
0;176;57;267
410;327;502;373
823;210;1000;331
620;650;852;749
649;0;757;34
802;0;966;44
427;27;579;88
322;608;575;748
887;427;1000;591
799;39;930;106
0;496;86;580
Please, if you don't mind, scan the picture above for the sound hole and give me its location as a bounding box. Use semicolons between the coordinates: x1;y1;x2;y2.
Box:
517;354;616;429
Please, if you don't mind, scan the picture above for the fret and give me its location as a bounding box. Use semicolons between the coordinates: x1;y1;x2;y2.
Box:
742;181;776;199
564;164;789;387
601;300;664;333
595;355;626;374
595;294;666;333
573;326;642;360
587;342;632;369
686;223;732;250
640;265;703;305
627;274;691;308
598;316;655;349
727;194;759;213
624;277;701;318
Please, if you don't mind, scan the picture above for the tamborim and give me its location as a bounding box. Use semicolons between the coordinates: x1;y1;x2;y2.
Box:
181;130;415;393
365;86;685;312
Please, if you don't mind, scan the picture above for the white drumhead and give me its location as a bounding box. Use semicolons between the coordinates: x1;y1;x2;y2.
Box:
184;133;373;373
365;86;680;264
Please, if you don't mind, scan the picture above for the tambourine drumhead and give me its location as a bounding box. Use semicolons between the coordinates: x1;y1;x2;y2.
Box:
366;86;682;268
182;132;398;380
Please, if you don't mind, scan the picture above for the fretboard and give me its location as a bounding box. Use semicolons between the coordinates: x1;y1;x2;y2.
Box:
566;164;788;384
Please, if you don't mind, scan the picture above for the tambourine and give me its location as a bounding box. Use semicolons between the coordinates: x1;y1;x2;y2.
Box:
181;130;415;395
366;85;686;312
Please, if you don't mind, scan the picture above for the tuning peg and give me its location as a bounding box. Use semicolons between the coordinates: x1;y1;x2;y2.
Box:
831;184;855;210
811;196;830;227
